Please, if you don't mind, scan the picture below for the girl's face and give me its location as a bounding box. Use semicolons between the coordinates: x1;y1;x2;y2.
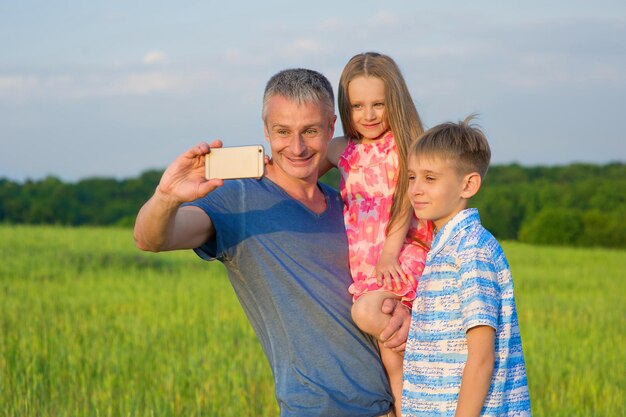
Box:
348;76;389;143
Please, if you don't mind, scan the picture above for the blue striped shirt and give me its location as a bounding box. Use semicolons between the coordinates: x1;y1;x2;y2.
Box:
402;209;531;416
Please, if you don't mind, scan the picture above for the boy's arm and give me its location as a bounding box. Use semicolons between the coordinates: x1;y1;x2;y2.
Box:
375;210;412;290
454;325;495;417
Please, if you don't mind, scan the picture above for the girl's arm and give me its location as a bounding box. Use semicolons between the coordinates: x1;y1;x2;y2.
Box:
375;209;412;290
454;325;495;417
319;136;348;176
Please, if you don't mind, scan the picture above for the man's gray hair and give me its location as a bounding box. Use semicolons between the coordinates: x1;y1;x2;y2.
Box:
262;68;335;120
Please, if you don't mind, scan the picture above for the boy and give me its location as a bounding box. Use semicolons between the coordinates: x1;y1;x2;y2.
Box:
401;116;532;416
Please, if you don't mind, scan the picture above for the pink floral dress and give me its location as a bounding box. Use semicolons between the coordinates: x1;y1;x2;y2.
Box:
338;132;433;306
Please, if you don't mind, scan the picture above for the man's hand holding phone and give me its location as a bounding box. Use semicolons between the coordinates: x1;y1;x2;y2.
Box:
156;140;225;204
156;141;266;206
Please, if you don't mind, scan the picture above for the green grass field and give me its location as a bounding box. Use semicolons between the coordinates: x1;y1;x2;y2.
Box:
1;225;624;416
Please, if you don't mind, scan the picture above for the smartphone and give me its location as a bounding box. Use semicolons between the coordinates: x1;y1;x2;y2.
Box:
205;145;265;180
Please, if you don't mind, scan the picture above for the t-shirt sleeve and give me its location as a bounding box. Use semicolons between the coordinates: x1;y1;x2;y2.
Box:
458;248;500;332
181;180;253;263
181;198;220;261
180;184;237;262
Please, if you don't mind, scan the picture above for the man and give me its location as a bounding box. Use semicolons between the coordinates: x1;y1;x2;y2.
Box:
134;68;410;416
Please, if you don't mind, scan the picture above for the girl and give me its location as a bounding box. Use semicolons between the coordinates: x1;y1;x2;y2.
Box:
321;52;433;416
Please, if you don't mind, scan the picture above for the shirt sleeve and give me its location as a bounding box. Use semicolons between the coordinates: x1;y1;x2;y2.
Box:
458;247;500;332
181;199;220;261
181;180;252;263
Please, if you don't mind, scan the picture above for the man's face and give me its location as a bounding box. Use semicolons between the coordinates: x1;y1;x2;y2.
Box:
263;95;336;183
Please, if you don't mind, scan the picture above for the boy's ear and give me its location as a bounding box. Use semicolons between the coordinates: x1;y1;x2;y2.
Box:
461;172;481;199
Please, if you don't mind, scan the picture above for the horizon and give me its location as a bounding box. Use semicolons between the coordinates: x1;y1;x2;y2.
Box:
1;159;623;184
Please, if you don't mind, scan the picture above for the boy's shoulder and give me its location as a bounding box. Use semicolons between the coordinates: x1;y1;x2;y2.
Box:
461;220;500;250
451;215;508;267
430;209;507;265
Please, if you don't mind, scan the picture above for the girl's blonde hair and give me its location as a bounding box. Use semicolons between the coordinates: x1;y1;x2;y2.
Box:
338;52;425;242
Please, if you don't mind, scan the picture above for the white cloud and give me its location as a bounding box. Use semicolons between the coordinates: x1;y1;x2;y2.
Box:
320;17;343;31
279;38;325;59
143;51;168;65
0;69;218;101
0;75;39;95
224;49;243;64
410;43;491;60
95;71;180;95
222;49;268;66
372;10;398;26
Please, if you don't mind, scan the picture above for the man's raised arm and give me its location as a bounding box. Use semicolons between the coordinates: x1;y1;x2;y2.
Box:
134;140;225;252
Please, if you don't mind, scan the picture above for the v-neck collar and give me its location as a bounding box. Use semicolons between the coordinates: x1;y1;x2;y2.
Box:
262;176;331;218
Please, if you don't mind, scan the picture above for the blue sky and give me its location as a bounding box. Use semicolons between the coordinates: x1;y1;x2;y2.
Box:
1;0;625;181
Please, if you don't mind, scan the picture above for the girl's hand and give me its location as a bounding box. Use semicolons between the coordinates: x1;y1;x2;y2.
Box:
375;253;414;290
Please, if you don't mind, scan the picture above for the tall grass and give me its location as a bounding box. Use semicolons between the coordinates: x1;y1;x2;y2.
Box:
1;225;624;416
507;243;626;416
0;225;277;417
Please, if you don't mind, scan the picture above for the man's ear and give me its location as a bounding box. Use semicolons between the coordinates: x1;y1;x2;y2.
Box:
263;123;270;142
461;172;481;199
330;114;337;135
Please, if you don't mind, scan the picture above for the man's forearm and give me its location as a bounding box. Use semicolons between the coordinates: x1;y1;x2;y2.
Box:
134;190;183;252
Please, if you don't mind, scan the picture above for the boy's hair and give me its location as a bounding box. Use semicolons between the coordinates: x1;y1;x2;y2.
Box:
262;68;335;121
338;52;424;239
411;114;491;178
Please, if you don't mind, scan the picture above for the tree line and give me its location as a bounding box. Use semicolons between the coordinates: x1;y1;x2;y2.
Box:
0;170;163;228
1;163;624;248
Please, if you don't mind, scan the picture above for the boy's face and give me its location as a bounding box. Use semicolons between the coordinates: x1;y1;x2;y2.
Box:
407;154;472;232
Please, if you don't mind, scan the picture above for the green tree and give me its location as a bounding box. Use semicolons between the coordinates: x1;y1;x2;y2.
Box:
519;208;584;246
579;209;626;248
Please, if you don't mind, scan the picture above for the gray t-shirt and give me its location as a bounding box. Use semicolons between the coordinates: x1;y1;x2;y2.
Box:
186;177;392;417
